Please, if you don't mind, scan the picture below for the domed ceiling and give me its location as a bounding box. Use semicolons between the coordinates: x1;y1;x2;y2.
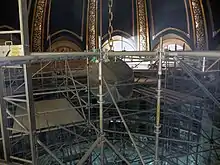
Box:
0;0;220;51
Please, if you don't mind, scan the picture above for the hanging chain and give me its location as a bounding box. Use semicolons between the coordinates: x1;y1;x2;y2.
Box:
108;0;114;51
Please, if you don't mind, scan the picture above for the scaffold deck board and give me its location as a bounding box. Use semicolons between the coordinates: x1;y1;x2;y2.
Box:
13;98;84;132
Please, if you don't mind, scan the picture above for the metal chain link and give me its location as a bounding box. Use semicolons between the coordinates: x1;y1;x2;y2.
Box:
108;0;114;51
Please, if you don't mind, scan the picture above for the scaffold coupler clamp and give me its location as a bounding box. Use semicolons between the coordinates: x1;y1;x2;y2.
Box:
154;124;161;134
103;50;110;63
97;97;105;105
154;159;160;165
98;133;106;147
155;91;162;98
157;48;165;58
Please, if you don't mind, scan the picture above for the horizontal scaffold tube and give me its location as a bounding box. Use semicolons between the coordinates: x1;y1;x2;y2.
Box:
0;51;220;66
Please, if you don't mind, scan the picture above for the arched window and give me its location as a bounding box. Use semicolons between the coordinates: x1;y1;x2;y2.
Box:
102;36;136;51
45;40;85;70
164;43;185;51
47;40;82;52
152;36;191;70
153;34;191;51
162;39;191;51
102;35;150;69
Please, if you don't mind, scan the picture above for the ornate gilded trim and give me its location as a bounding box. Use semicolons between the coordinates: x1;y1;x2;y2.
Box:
190;0;208;50
86;0;97;50
31;0;47;52
136;0;150;51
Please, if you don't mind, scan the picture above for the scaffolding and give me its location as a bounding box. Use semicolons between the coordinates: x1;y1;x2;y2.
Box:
0;0;220;165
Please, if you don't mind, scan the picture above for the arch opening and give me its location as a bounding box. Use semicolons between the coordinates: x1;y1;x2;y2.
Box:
47;39;82;52
153;34;191;51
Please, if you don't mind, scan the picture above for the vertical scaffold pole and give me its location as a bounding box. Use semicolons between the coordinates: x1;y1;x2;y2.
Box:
154;37;163;165
0;68;11;162
87;57;91;122
202;57;206;72
18;0;38;164
98;36;104;165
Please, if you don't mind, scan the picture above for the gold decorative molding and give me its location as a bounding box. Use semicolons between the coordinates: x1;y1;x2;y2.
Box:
86;0;97;50
190;0;208;50
31;0;47;52
136;0;150;51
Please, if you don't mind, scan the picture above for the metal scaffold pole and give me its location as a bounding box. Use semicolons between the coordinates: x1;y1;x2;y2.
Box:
154;37;163;165
0;68;11;162
98;36;105;165
18;0;38;164
87;57;91;122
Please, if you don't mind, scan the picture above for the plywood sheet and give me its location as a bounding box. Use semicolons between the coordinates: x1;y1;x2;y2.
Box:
13;99;84;131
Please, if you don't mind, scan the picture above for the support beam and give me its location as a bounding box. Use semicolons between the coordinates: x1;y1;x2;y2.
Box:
154;37;163;165
23;65;38;164
18;0;38;164
98;36;105;165
0;68;10;161
2;51;220;67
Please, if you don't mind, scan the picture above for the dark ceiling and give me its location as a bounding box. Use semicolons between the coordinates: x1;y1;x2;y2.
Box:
0;0;220;51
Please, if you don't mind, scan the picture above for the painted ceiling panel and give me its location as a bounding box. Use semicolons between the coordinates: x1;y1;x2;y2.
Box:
102;0;134;38
149;0;189;37
209;0;220;31
49;0;85;39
